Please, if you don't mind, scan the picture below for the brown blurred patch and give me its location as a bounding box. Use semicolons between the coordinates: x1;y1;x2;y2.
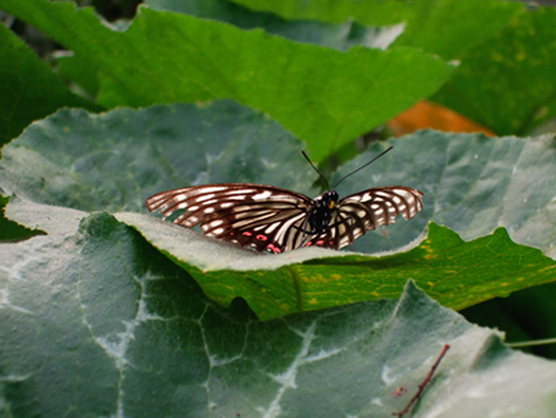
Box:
388;101;495;137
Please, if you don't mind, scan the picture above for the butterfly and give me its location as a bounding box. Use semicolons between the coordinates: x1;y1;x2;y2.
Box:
146;146;423;253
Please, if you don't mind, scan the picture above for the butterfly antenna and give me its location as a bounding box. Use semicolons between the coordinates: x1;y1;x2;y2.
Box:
332;146;394;190
301;150;330;190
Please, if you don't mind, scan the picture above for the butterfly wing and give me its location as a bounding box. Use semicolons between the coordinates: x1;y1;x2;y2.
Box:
324;186;424;249
146;183;316;253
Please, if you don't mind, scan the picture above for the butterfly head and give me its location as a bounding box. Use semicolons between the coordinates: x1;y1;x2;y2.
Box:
319;190;339;207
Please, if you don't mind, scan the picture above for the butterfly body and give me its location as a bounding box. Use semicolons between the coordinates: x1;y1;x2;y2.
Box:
146;182;423;253
308;190;339;234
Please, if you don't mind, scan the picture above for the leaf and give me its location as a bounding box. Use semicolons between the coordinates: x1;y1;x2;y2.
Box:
5;197;555;321
215;1;556;138
0;195;43;242
0;0;454;161
146;0;406;51
55;52;100;98
334;130;556;259
2;214;556;416
2;103;555;258
2;104;556;319
117;209;556;320
0;23;100;147
229;0;523;59
0;102;319;212
432;6;556;136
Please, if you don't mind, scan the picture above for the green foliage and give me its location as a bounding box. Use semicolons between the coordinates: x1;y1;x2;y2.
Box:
2;103;556;322
2;103;556;255
0;0;454;162
0;23;100;147
120;210;556;320
433;7;556;135
2;0;556;414
2;211;556;416
229;0;523;58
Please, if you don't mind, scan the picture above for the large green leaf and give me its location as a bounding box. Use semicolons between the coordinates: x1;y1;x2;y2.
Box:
218;1;556;136
6;195;556;321
0;102;318;213
1;103;555;257
0;0;453;161
0;23;100;148
2;210;556;416
432;6;556;136
334;130;556;258
228;0;523;59
118;209;556;320
2;104;556;318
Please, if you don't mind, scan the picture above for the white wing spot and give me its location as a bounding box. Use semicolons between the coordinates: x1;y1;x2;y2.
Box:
221;202;234;209
172;195;187;202
204;207;215;214
196;194;216;202
199;186;228;193
212;228;224;235
201;199;218;205
226;189;254;195
210;220;224;227
252;191;273;200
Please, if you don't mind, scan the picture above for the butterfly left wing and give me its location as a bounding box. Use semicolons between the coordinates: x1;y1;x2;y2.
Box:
146;183;316;253
306;186;424;250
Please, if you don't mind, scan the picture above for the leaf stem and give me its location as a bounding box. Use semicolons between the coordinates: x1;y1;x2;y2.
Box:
392;344;450;418
507;337;556;348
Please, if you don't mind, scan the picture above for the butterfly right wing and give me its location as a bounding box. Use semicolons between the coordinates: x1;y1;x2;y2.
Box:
333;186;424;247
146;183;315;253
302;187;423;251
